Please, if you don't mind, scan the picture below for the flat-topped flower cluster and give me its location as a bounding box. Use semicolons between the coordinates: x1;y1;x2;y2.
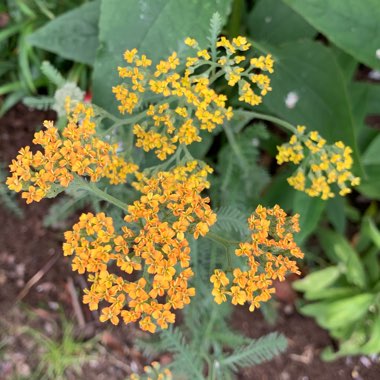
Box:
211;205;303;311
113;35;273;160
6;102;137;203
63;162;216;332
276;126;360;199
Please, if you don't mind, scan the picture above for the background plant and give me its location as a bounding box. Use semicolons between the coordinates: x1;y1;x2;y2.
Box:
0;0;90;115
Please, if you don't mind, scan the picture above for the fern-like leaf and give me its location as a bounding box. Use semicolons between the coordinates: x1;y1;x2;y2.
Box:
213;125;270;207
212;206;248;237
41;61;66;87
23;96;54;111
220;332;287;372
160;327;204;379
208;12;223;46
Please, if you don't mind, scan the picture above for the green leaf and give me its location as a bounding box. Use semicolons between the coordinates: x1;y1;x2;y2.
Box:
318;228;366;288
220;332;287;372
361;315;380;354
40;61;66;87
362;246;380;286
362;134;380;165
303;287;357;302
322;328;368;360
360;132;380;199
263;40;362;174
293;266;341;293
362;217;380;249
212;206;248;237
248;0;316;45
28;1;100;65
292;191;325;244
366;83;380;115
331;45;358;83
326;196;346;234
284;0;380;70
300;293;375;330
92;0;232;113
213;125;270;208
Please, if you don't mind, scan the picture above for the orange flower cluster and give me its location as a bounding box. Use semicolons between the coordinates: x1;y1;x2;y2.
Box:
210;35;273;106
113;47;233;160
63;162;216;333
211;205;303;311
6;102;137;203
129;361;172;380
113;36;274;161
276;126;360;199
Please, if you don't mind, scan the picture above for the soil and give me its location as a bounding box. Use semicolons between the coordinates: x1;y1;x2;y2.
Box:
1;105;380;379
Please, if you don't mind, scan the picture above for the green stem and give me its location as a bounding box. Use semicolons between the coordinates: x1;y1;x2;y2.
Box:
237;109;298;134
73;177;129;212
99;110;147;137
209;69;226;85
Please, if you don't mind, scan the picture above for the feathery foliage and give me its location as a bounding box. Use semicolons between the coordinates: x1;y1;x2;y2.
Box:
40;61;66;87
212;125;270;208
220;332;287;371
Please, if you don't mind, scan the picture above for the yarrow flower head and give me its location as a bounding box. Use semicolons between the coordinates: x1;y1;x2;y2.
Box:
276;126;360;200
113;35;273;160
63;161;216;333
210;205;303;311
6;102;137;203
129;361;172;380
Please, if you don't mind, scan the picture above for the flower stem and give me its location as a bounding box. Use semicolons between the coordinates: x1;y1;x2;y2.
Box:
236;109;298;134
73;177;129;212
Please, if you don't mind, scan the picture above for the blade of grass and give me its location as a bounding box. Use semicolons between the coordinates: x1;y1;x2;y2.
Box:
19;25;37;93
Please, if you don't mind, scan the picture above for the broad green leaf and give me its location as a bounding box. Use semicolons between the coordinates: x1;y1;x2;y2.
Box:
322;328;368;361
366;83;380;115
363;246;380;286
318;228;366;288
28;1;100;65
292;190;325;244
331;46;358;83
359;170;380;200
303;287;357;302
362;134;380;165
347;83;370;136
326;196;346;234
293;266;341;293
360;132;380;199
361;315;380;354
263;40;362;174
93;0;232;113
362;217;380;249
300;293;375;330
285;0;380;70
248;0;316;45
